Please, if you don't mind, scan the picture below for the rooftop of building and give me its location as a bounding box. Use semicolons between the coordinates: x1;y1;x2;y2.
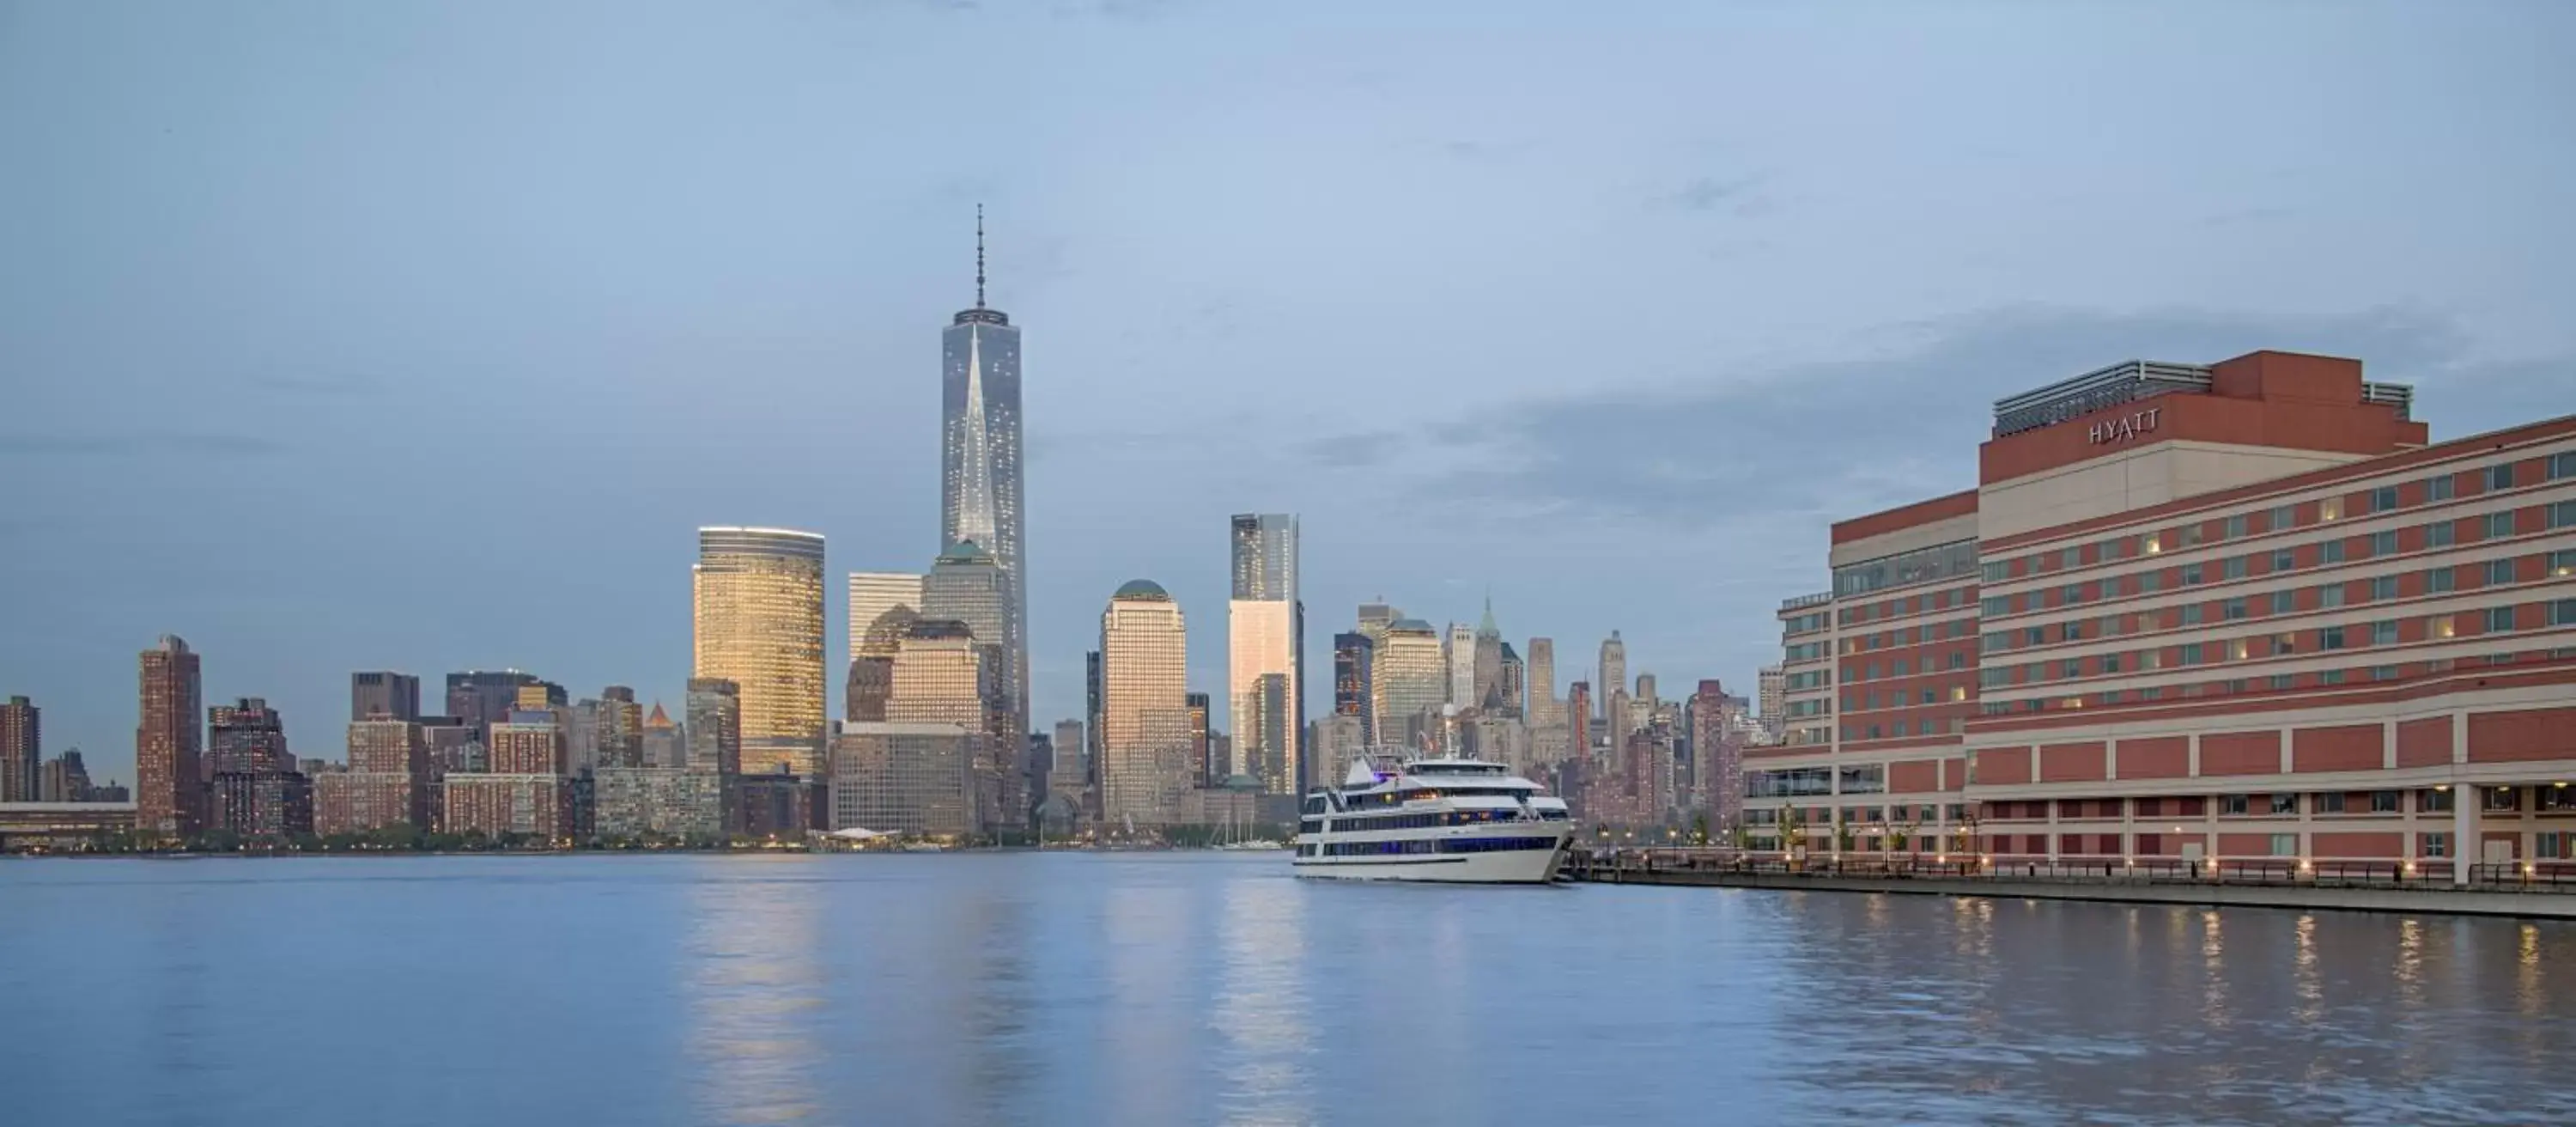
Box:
1112;579;1170;600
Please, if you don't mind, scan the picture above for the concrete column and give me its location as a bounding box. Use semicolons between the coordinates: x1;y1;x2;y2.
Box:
2452;783;2476;886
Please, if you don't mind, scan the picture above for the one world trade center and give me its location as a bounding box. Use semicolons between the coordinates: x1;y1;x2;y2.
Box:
941;207;1028;777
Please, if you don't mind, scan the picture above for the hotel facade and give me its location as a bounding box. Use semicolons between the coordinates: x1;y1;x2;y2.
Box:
1757;350;2576;883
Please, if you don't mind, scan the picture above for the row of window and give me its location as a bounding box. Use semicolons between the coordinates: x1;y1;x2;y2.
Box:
1753;787;2576;820
1305;809;1534;833
1842;620;1978;655
1845;652;1972;680
1977;647;2576;715
1978;600;2576;691
1301;836;1562;857
1842;685;1973;712
1840;717;1970;741
1985;533;2575;621
1981;452;2576;586
1984;552;2576;655
1838;578;1973;625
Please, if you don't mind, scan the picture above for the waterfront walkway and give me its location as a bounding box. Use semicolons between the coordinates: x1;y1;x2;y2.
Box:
1563;850;2576;919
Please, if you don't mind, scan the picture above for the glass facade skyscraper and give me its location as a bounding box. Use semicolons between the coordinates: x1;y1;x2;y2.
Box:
1100;580;1188;828
1227;513;1303;795
847;571;926;661
693;527;826;777
942;213;1027;764
1371;619;1447;753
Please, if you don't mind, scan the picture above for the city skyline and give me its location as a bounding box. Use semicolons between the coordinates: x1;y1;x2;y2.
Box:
9;3;2575;782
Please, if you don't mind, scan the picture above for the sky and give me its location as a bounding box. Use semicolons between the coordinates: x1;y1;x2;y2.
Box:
4;0;2573;783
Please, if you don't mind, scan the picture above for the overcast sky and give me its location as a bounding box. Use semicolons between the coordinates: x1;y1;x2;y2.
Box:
5;1;2573;782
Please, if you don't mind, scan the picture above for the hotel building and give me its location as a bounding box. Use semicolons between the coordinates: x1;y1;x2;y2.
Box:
1759;350;2575;882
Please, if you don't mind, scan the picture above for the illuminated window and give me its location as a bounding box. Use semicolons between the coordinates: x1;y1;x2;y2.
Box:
2429;615;2457;640
2227;638;2250;661
2142;532;2162;556
2319;496;2344;521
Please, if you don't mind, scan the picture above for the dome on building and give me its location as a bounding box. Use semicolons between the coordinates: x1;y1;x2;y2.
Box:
904;618;976;642
1112;579;1170;600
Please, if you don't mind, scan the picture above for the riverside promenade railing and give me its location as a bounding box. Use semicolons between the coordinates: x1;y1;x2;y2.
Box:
1564;849;2576;894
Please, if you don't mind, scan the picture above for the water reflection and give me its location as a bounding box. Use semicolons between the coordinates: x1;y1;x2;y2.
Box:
684;862;823;1125
1212;874;1311;1126
1103;880;1190;1126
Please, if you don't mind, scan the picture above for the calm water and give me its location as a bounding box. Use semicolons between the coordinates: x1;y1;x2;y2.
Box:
4;853;2573;1126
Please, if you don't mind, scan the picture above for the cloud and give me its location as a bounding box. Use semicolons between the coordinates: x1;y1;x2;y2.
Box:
1315;302;2502;537
1666;174;1765;213
0;431;288;457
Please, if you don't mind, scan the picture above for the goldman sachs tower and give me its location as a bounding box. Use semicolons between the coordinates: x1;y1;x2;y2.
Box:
942;206;1028;752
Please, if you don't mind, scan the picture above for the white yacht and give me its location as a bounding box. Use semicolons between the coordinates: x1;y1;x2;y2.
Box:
1291;752;1574;883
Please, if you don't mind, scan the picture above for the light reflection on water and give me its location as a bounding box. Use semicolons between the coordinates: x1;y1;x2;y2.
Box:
4;855;2575;1126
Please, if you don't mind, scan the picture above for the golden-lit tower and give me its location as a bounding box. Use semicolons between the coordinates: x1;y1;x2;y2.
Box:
694;527;827;777
1099;580;1188;828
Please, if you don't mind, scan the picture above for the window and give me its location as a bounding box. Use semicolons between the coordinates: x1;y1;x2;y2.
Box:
2270;834;2299;857
2180;524;2205;548
2487;558;2516;586
2060;660;2082;679
2269;504;2296;532
2270;633;2298;656
2370;531;2398;557
2322;540;2347;564
2180;643;2204;666
1981;561;2008;583
2142;532;2162;555
2270;794;2299;815
2370;486;2398;513
2227;638;2250;661
2427;521;2456;548
2484;785;2521;813
2318;584;2346;609
2182;564;2204;586
2486;511;2515;539
2371;665;2398;681
2063;583;2083;606
2022;628;2044;648
2221;795;2250;815
2552;452;2576;481
2370;576;2397;601
1982;597;2009;618
2484;606;2515;633
2371;620;2398;645
2224;556;2248;581
2371;790;2400;813
2488;463;2515;491
2320;496;2344;521
1893;659;1911;677
2321;625;2347;649
2270;590;2296;615
2429;614;2457;640
2269;673;2295;690
2062;548;2081;570
2137;649;2160;671
2100;652;2122;673
2553;599;2576;627
2427;566;2455;594
2226;515;2247;539
2424;832;2451;857
2319;668;2345;685
2181;604;2204;625
2223;597;2248;620
1948;651;1967;669
2555;500;2576;530
2429;475;2455;502
2139;570;2161;593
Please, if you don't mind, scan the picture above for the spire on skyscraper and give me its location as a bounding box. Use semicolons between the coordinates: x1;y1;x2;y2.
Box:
975;203;986;310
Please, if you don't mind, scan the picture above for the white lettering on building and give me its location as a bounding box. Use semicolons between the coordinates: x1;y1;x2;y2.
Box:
2087;406;2162;445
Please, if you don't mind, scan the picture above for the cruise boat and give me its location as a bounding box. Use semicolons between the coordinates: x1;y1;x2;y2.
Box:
1291;752;1574;883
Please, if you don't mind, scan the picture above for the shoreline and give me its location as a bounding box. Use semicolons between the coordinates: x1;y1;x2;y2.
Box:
1571;865;2576;919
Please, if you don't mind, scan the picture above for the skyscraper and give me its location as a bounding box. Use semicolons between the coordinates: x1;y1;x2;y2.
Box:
1371;619;1447;752
1498;643;1524;718
1598;631;1625;722
942;209;1029;774
1445;622;1475;708
693;526;827;777
1756;664;1786;744
1565;680;1592;765
1471;600;1504;710
1100;580;1188;828
0;696;36;803
489;712;567;776
137;636;204;838
208;698;289;776
921;540;1018;820
594;685;643;770
1226;513;1301;795
683;678;742;777
1049;718;1085;808
1331;631;1375;746
1185;691;1215;784
640;701;683;768
848;571;927;662
350;672;420;722
1526;637;1557;721
445;670;538;738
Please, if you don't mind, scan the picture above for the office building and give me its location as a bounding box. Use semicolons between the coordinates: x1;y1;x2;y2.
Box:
208;698;289;777
592;766;725;840
1472;600;1506;711
445;670;538;736
136;635;204;838
1566;680;1593;764
1100;580;1188;828
1185;691;1215;785
848;570;927;661
210;769;313;839
694;526;826;777
830;721;974;838
1;696;35;803
1371;619;1448;752
1598;632;1626;724
641;701;683;768
39;749;91;803
1049;719;1084;803
350;672;421;723
1757;349;2576;884
920;541;1018;823
1446;622;1475;709
1227;513;1303;795
1498;641;1525;719
1757;665;1786;744
942;210;1030;780
1332;631;1375;746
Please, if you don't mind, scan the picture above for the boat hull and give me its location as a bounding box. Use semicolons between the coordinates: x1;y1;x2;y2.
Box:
1290;833;1570;885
